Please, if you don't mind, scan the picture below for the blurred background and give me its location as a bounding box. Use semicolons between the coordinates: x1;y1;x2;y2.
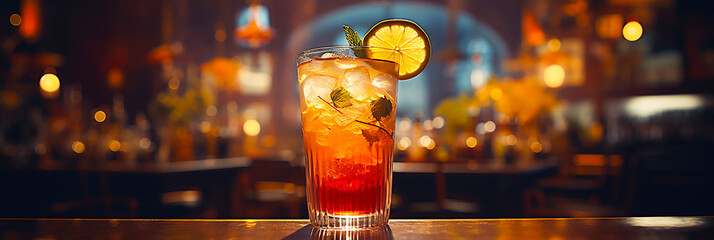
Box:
1;0;713;219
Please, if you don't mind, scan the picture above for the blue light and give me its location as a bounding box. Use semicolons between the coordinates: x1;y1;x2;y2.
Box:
237;4;270;28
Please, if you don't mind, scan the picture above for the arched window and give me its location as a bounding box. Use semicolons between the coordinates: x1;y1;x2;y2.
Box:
289;2;508;118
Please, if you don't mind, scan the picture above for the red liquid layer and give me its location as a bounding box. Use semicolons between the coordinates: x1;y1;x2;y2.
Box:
305;139;393;216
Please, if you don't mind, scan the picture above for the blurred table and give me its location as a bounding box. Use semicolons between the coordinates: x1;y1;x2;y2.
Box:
0;158;252;218
392;158;561;217
3;157;252;174
393;158;560;175
1;217;712;239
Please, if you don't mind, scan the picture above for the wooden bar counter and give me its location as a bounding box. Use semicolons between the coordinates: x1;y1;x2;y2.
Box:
1;217;712;239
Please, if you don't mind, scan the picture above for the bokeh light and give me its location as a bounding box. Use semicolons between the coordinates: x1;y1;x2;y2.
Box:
206;105;218;117
200;121;212;133
108;140;121;152
398;118;412;132
107;68;124;89
432;116;445;129
484;121;496;133
71;141;85;154
490;88;503;101
398;137;411;150
39;73;60;94
505;135;518;146
418;135;434;148
544;64;565;88
466;137;478;148
19;0;40;41
425;139;436;150
168;77;180;90
622;21;643;42
9;14;22;26
531;141;543;153
547;38;561;51
476;123;486;135
243;119;261;136
94;110;107;123
139;137;152;150
423;120;433;131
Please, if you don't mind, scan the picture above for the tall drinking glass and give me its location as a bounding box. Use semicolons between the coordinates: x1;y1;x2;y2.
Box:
296;46;400;229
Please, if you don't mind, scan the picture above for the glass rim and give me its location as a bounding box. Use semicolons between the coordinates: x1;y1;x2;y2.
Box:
296;45;400;66
297;45;398;57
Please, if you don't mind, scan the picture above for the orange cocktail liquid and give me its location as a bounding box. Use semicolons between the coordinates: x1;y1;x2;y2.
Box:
298;56;397;224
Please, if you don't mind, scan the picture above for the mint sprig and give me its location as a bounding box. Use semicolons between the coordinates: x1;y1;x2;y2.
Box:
330;86;353;108
343;25;367;58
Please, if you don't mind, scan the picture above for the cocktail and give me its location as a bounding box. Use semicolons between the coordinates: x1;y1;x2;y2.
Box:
296;20;430;229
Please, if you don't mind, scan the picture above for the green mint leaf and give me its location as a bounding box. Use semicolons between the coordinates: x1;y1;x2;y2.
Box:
343;25;367;58
370;96;392;121
343;25;363;47
330;86;353;108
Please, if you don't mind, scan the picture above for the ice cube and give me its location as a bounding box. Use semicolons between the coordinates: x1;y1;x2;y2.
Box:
371;73;397;97
334;58;367;69
320;52;339;59
334;107;362;126
299;58;341;83
301;74;336;107
340;66;375;100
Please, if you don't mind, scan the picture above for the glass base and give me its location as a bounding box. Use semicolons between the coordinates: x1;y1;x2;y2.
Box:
310;211;390;229
310;225;393;239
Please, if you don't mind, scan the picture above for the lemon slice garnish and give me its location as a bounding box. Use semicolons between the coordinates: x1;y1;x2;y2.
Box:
363;19;431;80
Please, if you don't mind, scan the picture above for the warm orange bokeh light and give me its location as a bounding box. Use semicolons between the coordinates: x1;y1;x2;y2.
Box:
530;141;543;153
39;73;60;94
243;119;261;136
168;77;180;90
466;137;478;148
107;68;124;89
398;137;411;151
544;64;565;88
72;141;85;154
547;39;561;51
206;105;218;117
9;14;22;26
94;110;107;123
490;88;503;101
199;121;212;133
523;11;545;46
623;21;643;42
505;135;517;146
19;0;41;42
108;140;121;152
418;135;434;149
